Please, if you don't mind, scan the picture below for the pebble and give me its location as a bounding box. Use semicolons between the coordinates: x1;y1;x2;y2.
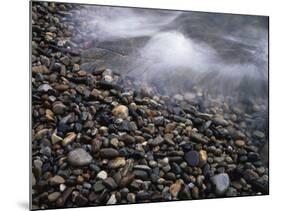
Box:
136;191;151;201
127;193;136;203
235;140;245;147
93;180;105;192
62;132;76;146
109;157;126;169
49;175;65;186
185;150;200;167
112;105;129;119
253;130;265;139
199;150;208;166
52;103;66;115
67;148;93;166
211;173;230;195
48;192;61;202
96;170;108;180
100;148;119;158
148;135;164;146
51;133;63;145
38;84;52;92
106;194;117;205
103;177;118;190
170;179;183;198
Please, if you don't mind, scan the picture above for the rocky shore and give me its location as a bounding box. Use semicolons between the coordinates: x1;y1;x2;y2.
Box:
31;2;269;210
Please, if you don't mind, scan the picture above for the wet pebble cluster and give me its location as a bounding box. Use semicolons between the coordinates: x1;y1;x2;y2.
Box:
31;2;269;210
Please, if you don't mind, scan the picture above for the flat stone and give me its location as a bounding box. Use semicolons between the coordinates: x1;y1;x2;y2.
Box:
48;192;61;202
253;130;265;139
211;173;230;195
67;148;93;166
190;132;208;144
112;105;129;119
32;65;50;74
133;165;152;173
49;175;65;186
185;150;200;167
100;148;119;158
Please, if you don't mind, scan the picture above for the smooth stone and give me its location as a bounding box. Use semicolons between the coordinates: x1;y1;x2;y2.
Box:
170;179;183;198
52;103;66;115
127;193;136;203
112;105;129;119
62;132;76;146
243;169;259;181
67;148;93;166
49;175;65;186
133;165;152;173
38;84;52;92
235;140;245;147
184;150;200;167
109;157;126;169
103;177;118;190
74;194;88;206
136;191;151;201
199;150;208;166
93;180;105;192
60;56;70;65
148;135;164;146
211;173;230;195
133;170;148;180
106;194;117;205
190;132;208;144
51;133;63;145
48;192;61;202
96;170;108;180
100;148;119;158
253;130;265;139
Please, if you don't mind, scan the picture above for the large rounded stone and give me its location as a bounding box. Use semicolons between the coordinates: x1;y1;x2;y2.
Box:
67;148;93;166
211;173;230;195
